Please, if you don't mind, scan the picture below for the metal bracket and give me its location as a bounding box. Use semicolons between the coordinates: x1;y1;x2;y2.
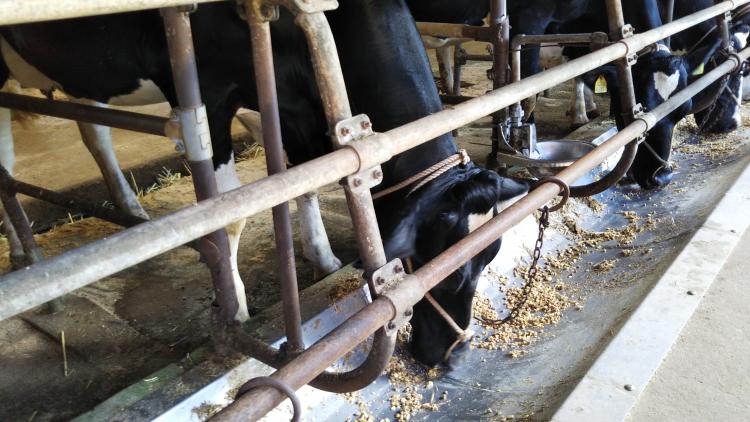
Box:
238;0;280;22
369;259;417;336
371;258;405;295
345;165;383;193
632;103;645;119
620;24;635;39
626;53;638;66
333;114;373;146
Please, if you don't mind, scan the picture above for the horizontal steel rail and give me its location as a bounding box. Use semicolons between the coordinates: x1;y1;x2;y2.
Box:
416;22;493;42
0;0;225;26
213;44;750;421
0;93;170;137
0;0;746;322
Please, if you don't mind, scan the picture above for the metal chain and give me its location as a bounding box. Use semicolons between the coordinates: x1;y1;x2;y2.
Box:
480;206;550;326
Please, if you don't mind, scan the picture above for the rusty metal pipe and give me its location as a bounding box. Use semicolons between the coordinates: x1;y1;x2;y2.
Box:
210;45;750;421
293;8;395;391
2;37;747;422
212;297;395;422
0;166;147;227
248;15;305;354
416;22;494;42
0;169;61;311
3;3;748;322
161;6;240;324
0;92;169;137
489;0;509;163
2;2;747;321
0;0;225;26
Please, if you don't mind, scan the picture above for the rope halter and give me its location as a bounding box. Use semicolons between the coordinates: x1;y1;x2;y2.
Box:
372;149;470;200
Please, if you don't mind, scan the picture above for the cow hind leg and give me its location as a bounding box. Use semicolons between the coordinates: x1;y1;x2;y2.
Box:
0;104;26;268
73;100;149;219
436;45;455;95
295;192;342;279
584;84;599;118
214;154;250;322
567;77;589;128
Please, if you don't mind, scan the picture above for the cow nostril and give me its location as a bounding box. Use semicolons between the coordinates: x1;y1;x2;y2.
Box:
649;167;674;188
444;340;471;370
638;167;673;190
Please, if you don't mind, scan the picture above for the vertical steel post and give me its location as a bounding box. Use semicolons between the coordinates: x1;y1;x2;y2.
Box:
664;0;675;47
161;7;240;324
605;0;638;124
488;0;510;167
295;12;387;275
246;2;305;354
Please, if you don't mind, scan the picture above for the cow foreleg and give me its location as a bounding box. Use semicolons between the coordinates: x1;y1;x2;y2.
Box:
73;100;149;219
295;192;341;279
235;109;263;145
568;77;589;127
584;84;599;117
215;154;250;321
436;45;455;95
0;105;26;268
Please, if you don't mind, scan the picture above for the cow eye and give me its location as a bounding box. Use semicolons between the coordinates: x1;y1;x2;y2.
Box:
438;211;459;228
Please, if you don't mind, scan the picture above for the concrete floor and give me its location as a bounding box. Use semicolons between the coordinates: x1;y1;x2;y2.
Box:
628;227;750;421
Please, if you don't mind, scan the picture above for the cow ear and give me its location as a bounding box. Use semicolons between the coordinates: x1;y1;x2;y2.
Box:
382;214;418;261
583;65;619;94
685;38;722;77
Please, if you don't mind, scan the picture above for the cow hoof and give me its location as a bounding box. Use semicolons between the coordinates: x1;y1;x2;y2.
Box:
313;259;343;280
10;253;28;270
587;109;600;119
639;167;674;190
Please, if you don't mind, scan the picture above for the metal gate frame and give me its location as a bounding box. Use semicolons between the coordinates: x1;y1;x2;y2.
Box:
0;0;748;420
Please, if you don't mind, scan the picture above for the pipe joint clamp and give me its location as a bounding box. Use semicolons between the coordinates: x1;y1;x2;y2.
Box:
178;105;213;162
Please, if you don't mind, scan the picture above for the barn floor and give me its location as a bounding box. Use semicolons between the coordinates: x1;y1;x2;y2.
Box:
1;44;749;422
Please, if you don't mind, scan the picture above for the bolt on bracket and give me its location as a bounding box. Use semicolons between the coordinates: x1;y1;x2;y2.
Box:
370;259;420;336
334;114;373;146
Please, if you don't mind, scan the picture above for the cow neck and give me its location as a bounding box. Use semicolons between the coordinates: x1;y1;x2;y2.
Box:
379;135;459;192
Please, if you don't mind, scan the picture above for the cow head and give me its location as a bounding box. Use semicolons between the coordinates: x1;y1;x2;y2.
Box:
380;164;527;367
588;46;690;189
691;24;750;133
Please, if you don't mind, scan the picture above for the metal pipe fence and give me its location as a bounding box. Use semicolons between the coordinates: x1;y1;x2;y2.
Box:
0;0;748;420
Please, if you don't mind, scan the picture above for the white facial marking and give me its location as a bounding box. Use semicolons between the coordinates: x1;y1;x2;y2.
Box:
1;37;62;92
108;79;167;106
653;71;680;101
467;209;494;233
734;31;749;49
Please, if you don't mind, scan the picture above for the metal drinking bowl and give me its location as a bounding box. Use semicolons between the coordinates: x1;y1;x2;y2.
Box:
527;139;597;178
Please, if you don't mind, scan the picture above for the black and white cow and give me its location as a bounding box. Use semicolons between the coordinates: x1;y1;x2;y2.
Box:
0;0;526;366
507;0;698;190
659;0;750;133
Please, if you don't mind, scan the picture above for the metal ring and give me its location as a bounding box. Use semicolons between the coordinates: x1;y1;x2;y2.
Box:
235;376;301;422
534;176;570;212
